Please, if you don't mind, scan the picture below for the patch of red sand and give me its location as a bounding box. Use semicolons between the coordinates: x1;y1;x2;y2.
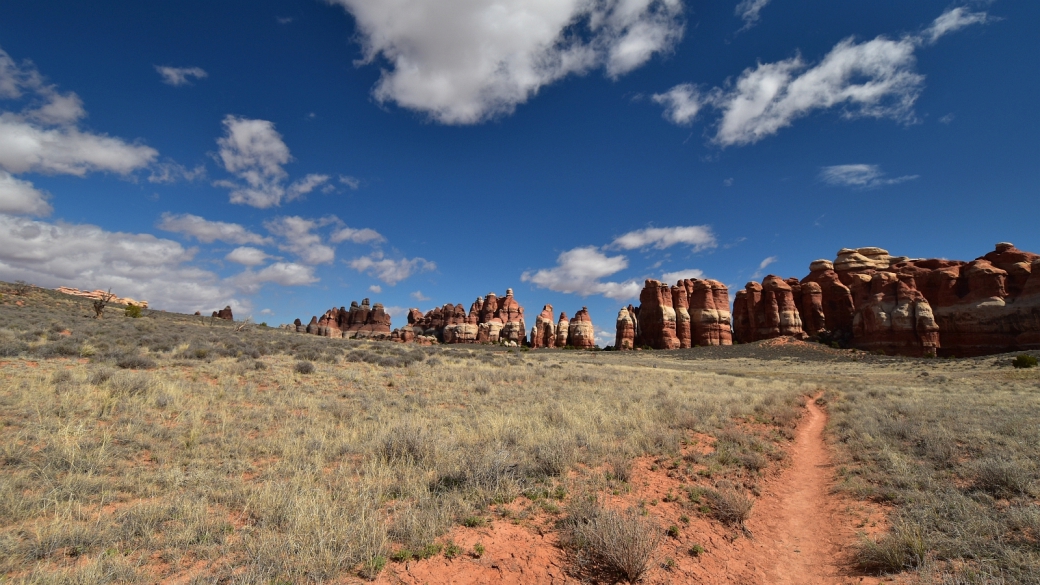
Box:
376;396;902;584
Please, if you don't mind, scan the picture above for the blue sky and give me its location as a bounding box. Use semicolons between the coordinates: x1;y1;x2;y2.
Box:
0;0;1036;344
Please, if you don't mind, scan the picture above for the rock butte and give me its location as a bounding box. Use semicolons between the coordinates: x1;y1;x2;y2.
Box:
733;243;1040;357
616;278;733;350
211;306;234;321
529;305;597;349
390;288;528;346
292;298;391;340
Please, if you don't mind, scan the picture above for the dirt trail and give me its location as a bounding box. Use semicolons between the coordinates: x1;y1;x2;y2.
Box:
739;396;852;584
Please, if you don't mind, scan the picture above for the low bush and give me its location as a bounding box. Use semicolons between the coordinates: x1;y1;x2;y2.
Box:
294;360;315;374
1011;354;1037;369
116;354;157;370
854;520;926;574
124;304;142;318
567;502;660;583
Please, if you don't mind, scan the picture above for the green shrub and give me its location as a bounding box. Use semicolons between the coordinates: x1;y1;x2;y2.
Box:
1011;354;1037;369
124;304;142;318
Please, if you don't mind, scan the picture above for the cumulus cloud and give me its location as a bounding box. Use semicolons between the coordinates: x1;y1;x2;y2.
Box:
264;216;336;265
231;262;318;293
225;246;271;266
155;66;208;86
522;246;641;301
736;0;771;29
348;252;435;285
661;268;705;284
819;164;918;189
652;83;703;125
327;0;685;124
654;7;990;146
610;225;717;252
157;213;269;245
0;47;158;176
214;116;336;208
329;225;386;244
0;214;239;312
368;284;382;293
0;171;52;216
410;290;430;301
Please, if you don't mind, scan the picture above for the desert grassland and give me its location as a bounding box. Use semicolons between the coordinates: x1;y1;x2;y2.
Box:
2;285;1038;584
820;357;1040;584
0;305;808;584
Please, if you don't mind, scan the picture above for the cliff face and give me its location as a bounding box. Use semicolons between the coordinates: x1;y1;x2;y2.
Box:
733;243;1040;357
619;278;733;350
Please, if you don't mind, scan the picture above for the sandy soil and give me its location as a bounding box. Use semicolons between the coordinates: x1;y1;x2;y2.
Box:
374;395;896;585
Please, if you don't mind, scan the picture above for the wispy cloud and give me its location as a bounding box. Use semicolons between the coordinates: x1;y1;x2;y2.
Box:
661;269;705;284
155;66;208;86
819;164;918;189
158;213;269;245
736;0;771;30
654;7;991;146
610;225;717;252
751;255;778;278
348;252;435;285
410;290;430;301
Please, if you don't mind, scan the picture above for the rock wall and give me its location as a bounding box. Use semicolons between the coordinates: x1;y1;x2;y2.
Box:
294;298;392;339
393;288;527;345
733;243;1040;357
619;279;732;350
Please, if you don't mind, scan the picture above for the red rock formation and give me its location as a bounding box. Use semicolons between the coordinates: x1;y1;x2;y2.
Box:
404;288;528;345
568;307;596;349
635;280;680;350
555;312;570;347
672;285;692;349
56;287;148;308
212;306;233;321
615;306;636;350
733;243;1040;357
295;298;392;340
531;305;556;349
625;279;733;349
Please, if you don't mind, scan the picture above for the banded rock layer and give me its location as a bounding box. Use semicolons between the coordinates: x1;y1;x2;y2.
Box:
733;243;1040;357
392;288;527;345
294;298;392;339
617;279;733;350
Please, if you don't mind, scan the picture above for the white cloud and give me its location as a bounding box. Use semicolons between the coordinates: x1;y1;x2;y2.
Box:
736;0;770;29
278;17;294;24
216;116;292;208
819;164;918;189
226;246;271;266
652;83;703;125
0;171;52;216
148;161;206;184
231;262;318;294
368;284;382;293
610;225;717;252
0;47;158;176
339;175;360;190
157;212;269;245
348;252;435;285
410;290;430;301
383;305;407;318
155;66;208;86
709;37;923;146
594;328;613;348
655;7;990;146
264;216;336;265
751;255;777;278
661;268;705;284
0;214;240;313
287;173;330;200
923;8;989;45
521;246;641;301
260;308;274;315
329;225;386;244
327;0;685;124
939;113;955;124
